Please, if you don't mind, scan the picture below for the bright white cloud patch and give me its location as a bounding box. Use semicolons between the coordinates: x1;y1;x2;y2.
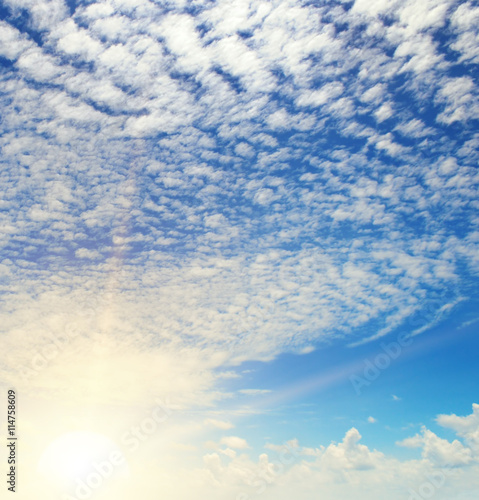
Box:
191;405;479;500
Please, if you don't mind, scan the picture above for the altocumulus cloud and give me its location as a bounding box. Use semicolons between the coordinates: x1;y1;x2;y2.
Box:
0;0;478;498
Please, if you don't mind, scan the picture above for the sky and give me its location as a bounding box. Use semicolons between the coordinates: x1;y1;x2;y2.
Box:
0;0;478;499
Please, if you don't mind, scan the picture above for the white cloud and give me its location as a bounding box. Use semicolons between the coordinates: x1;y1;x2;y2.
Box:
395;118;435;138
320;427;384;470
2;0;69;30
436;76;479;124
360;83;386;104
195;407;479;500
450;2;479;64
16;48;64;82
352;0;400;17
239;389;272;396
296;82;344;108
75;248;102;259
54;21;104;60
205;419;235;430
375;102;394;122
220;436;250;449
437;403;479;451
0;21;32;60
397;0;450;35
398;427;473;466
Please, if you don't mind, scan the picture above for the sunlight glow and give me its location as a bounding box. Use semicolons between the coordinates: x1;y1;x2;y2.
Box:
37;431;129;496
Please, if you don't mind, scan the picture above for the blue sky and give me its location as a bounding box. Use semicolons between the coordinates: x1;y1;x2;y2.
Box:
0;0;478;499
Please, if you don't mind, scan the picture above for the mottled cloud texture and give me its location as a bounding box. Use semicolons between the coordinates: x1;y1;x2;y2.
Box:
0;0;478;498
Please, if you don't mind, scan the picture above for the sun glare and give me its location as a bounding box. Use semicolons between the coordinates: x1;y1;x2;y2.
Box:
37;431;129;496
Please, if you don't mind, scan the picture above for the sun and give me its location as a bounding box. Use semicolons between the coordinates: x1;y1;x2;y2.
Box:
37;431;129;497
